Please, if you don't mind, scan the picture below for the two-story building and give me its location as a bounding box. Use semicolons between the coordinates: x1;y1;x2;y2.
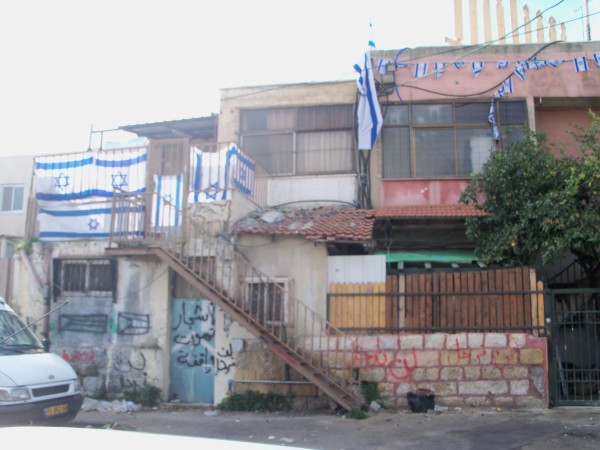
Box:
13;40;600;411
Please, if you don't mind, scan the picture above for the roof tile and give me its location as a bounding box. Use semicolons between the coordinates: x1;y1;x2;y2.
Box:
375;203;487;218
234;206;376;242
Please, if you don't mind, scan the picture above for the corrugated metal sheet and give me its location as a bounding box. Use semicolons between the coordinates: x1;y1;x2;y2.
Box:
327;255;386;284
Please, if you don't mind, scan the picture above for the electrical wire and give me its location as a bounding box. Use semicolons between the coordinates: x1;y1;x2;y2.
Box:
390;0;567;90
395;40;564;98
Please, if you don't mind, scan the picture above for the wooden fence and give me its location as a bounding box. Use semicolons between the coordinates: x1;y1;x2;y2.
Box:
328;267;545;334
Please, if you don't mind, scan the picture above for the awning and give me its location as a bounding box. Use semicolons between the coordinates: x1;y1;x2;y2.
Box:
377;250;477;263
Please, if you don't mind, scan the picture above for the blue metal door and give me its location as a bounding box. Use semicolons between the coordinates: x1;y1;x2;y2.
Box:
170;298;215;403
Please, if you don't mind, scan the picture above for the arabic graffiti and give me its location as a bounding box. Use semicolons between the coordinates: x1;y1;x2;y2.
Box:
62;348;95;363
117;312;150;335
113;351;148;393
171;300;223;372
216;343;236;374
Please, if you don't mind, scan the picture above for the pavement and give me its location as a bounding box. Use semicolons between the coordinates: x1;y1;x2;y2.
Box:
67;402;600;450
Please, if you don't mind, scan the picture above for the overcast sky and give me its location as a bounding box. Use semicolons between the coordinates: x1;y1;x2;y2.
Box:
0;0;596;157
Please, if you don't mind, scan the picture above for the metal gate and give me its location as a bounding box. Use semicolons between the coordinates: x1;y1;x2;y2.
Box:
546;288;600;406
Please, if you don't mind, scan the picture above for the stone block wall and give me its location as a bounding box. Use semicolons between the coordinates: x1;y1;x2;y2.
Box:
341;333;548;409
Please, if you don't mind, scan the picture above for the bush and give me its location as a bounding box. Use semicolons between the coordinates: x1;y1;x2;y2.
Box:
345;408;368;420
361;381;381;404
217;390;293;412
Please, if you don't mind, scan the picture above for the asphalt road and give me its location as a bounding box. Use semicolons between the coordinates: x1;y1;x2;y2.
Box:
68;403;600;450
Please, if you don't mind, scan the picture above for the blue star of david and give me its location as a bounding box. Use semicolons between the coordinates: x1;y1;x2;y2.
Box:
206;182;219;200
88;218;100;231
238;168;247;182
111;172;128;188
54;173;70;190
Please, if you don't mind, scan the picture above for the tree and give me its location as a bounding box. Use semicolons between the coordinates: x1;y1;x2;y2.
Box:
460;112;600;285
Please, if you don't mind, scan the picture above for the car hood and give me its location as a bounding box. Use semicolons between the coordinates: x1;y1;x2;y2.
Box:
0;353;76;386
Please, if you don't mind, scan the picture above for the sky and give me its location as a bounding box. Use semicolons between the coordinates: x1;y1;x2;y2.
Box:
0;0;597;157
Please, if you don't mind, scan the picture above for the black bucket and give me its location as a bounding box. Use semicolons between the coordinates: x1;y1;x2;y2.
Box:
406;389;435;413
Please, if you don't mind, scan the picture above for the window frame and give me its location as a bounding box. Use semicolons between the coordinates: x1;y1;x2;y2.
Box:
1;184;24;213
382;101;528;179
240;105;356;176
53;258;116;300
245;277;288;325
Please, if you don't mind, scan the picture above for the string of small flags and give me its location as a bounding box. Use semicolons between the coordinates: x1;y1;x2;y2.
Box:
378;54;600;79
378;53;599;142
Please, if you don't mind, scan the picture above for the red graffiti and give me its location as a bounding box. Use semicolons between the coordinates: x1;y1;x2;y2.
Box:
62;348;95;363
388;349;418;382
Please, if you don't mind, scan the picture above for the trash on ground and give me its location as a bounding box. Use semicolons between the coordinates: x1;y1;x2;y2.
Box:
81;398;141;414
369;401;382;412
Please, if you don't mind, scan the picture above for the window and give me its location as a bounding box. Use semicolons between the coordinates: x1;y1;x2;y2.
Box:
240;105;355;176
1;185;24;212
246;278;288;324
53;259;116;299
382;101;527;179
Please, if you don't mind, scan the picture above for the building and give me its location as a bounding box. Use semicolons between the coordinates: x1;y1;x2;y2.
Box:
14;41;600;410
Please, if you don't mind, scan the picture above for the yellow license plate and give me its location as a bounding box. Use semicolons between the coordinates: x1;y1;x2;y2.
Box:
45;403;68;417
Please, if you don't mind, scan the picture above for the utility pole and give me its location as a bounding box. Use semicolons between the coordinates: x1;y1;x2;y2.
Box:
585;0;592;40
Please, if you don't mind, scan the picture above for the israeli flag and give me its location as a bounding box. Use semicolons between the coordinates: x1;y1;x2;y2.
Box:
594;54;600;68
514;62;527;81
492;77;513;99
190;144;255;202
526;60;545;70
546;59;563;68
95;148;147;197
414;63;429;78
453;62;466;69
434;63;446;79
497;61;510;69
472;62;484;77
574;56;589;72
38;202;111;241
153;174;183;227
35;153;95;204
376;58;391;75
227;145;255;196
488;100;501;141
354;41;382;150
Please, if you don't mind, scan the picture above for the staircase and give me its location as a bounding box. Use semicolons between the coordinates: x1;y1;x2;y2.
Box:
106;192;364;411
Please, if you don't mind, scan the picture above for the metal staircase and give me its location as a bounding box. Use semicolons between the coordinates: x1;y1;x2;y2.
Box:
106;192;363;411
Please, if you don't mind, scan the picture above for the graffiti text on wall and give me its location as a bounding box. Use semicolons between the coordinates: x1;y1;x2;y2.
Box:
172;301;219;373
216;343;236;374
114;351;147;392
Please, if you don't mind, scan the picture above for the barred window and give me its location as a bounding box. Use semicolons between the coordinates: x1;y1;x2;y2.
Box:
54;259;116;299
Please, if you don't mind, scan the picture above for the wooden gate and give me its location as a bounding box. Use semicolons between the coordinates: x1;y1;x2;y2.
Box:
328;267;545;334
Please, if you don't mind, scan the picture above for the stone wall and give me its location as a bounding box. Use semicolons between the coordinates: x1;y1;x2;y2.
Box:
347;333;548;409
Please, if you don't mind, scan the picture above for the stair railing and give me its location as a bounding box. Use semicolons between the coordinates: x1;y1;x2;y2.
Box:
109;190;363;405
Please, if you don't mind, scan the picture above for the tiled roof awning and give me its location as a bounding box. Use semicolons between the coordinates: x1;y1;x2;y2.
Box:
234;207;376;242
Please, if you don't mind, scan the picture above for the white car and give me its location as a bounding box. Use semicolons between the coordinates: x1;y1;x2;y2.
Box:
0;298;83;425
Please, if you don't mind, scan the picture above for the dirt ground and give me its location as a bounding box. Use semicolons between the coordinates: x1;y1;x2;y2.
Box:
69;403;600;450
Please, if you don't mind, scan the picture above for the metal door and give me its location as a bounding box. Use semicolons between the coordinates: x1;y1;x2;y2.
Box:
547;289;600;406
170;298;215;403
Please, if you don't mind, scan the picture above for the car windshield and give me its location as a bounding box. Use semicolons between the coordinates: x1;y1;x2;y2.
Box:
0;310;43;353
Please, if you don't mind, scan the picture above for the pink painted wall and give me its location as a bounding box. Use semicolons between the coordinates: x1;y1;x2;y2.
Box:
382;179;471;206
374;43;600;208
536;108;600;158
377;45;600;102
